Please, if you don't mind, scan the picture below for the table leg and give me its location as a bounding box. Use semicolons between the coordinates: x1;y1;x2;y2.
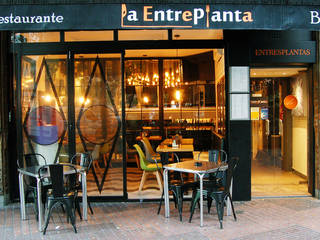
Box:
82;172;88;220
19;173;26;220
36;178;44;231
199;174;204;227
163;169;170;218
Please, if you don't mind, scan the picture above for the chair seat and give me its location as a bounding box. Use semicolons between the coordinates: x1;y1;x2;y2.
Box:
144;163;162;171
192;178;223;189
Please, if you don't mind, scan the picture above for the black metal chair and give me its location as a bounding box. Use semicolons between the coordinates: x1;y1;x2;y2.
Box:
17;153;47;220
189;157;238;229
157;153;198;222
70;152;94;220
39;164;79;235
196;149;228;211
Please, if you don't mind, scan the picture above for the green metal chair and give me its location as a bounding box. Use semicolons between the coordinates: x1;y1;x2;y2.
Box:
189;157;238;229
133;144;163;194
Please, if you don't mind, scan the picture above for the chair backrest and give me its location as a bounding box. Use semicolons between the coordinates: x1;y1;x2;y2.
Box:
25;153;47;167
133;144;149;171
24;153;47;186
224;157;239;192
207;149;227;163
39;164;78;198
70;152;93;173
141;137;156;161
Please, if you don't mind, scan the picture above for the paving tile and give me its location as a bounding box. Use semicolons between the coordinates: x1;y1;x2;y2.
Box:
233;225;320;240
1;197;320;240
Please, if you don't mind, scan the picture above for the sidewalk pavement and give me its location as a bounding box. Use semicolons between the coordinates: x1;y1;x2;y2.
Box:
1;197;320;240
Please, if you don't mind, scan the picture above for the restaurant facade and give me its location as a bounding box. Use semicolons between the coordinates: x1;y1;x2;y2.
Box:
1;0;320;205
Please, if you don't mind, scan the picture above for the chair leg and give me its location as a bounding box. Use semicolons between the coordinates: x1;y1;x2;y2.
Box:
175;187;183;222
43;200;55;235
60;203;65;213
32;189;39;221
88;200;94;215
227;193;237;221
65;199;77;233
75;197;82;220
155;171;163;192
138;171;147;193
189;190;200;223
212;194;224;229
207;197;213;214
157;189;165;215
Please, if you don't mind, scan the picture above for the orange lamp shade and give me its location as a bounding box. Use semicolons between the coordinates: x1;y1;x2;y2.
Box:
284;95;298;110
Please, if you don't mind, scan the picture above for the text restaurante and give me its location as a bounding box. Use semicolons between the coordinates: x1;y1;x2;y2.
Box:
0;13;63;24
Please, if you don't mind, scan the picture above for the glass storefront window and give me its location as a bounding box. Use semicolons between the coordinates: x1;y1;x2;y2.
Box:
74;53;123;196
21;54;67;164
14;32;60;43
65;31;114;41
125;59;160;143
125;49;224;153
172;29;223;40
119;30;168;41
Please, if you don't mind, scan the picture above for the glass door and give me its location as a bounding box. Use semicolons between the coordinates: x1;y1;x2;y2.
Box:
20;52;124;198
250;67;311;197
73;53;123;197
21;55;68;164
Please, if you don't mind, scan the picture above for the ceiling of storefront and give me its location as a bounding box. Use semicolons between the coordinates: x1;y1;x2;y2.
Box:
125;49;217;58
250;67;308;78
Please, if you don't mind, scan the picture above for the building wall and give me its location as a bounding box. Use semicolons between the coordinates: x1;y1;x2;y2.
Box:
1;30;320;204
0;32;10;206
314;32;320;198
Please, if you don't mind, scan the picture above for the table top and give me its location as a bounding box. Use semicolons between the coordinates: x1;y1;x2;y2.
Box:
163;160;227;174
18;163;83;178
156;138;194;152
161;138;194;145
156;144;194;153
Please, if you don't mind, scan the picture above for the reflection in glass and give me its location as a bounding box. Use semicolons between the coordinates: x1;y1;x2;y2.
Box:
125;50;223;155
74;54;122;196
21;55;67;164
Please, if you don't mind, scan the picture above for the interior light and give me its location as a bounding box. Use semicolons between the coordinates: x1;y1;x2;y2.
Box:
175;90;181;101
79;96;90;105
24;78;34;83
143;96;149;104
43;94;51;102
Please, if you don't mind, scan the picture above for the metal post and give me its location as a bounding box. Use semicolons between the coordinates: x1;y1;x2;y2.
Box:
163;169;170;218
37;178;43;231
18;173;26;220
82;171;88;220
199;173;204;227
